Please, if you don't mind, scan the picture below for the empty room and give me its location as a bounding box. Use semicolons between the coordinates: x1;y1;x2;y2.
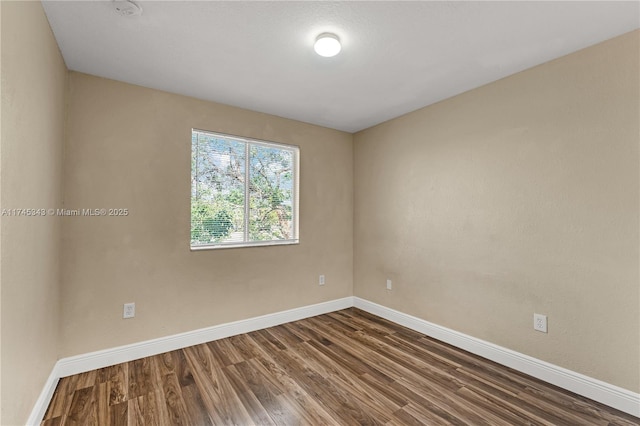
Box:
1;1;639;425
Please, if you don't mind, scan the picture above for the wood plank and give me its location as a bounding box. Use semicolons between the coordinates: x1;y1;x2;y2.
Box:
182;344;255;425
127;358;153;399
108;401;128;426
179;384;214;426
126;396;144;426
142;389;170;426
42;375;79;420
106;363;128;406
226;333;264;362
65;386;97;426
207;337;245;366
266;324;304;347
291;341;405;412
40;416;62;426
280;319;327;343
246;356;337;425
160;372;191;425
94;381;109;426
251;328;288;351
222;363;277;425
400;402;458;426
269;347;388;425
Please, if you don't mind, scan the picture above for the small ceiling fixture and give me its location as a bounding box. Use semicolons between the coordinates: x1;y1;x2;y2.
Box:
113;0;142;17
314;33;341;57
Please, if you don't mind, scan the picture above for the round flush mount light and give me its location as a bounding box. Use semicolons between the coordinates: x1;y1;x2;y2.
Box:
113;0;142;17
314;33;341;57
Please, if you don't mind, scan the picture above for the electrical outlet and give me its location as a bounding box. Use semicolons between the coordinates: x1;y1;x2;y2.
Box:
533;313;547;333
386;279;392;290
319;275;325;286
123;302;135;319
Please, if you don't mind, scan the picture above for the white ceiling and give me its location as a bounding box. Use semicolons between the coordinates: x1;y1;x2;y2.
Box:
42;1;639;133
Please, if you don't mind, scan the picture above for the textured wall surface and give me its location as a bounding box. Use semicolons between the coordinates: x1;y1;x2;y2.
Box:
0;2;67;424
354;30;639;392
61;72;353;357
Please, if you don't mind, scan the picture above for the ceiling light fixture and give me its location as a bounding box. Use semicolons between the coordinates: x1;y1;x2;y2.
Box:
314;33;341;57
113;0;143;17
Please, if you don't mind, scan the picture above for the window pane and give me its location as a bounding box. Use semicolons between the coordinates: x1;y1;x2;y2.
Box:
249;144;294;241
191;132;245;245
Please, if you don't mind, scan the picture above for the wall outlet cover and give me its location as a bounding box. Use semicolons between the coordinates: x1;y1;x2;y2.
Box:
123;302;135;319
534;313;547;333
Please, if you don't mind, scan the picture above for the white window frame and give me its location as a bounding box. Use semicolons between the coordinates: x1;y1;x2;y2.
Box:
190;129;300;250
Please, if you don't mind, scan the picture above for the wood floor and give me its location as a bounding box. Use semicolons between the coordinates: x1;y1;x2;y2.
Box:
42;308;639;426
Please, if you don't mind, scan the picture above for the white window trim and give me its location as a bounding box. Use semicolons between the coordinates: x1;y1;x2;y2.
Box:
190;129;300;251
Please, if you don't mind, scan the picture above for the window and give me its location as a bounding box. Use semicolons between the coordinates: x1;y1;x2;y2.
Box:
191;129;299;250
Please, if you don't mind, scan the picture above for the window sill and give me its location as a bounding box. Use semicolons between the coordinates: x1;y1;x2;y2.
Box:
190;239;299;251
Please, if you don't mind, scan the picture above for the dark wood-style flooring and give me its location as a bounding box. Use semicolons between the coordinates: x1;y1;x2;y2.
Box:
42;308;639;425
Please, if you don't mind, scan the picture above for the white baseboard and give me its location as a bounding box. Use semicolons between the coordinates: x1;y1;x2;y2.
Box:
28;295;639;424
353;297;640;417
26;369;60;426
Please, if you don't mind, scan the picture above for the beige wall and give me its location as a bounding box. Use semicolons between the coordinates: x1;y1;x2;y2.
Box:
61;72;353;357
0;2;67;424
354;30;640;392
